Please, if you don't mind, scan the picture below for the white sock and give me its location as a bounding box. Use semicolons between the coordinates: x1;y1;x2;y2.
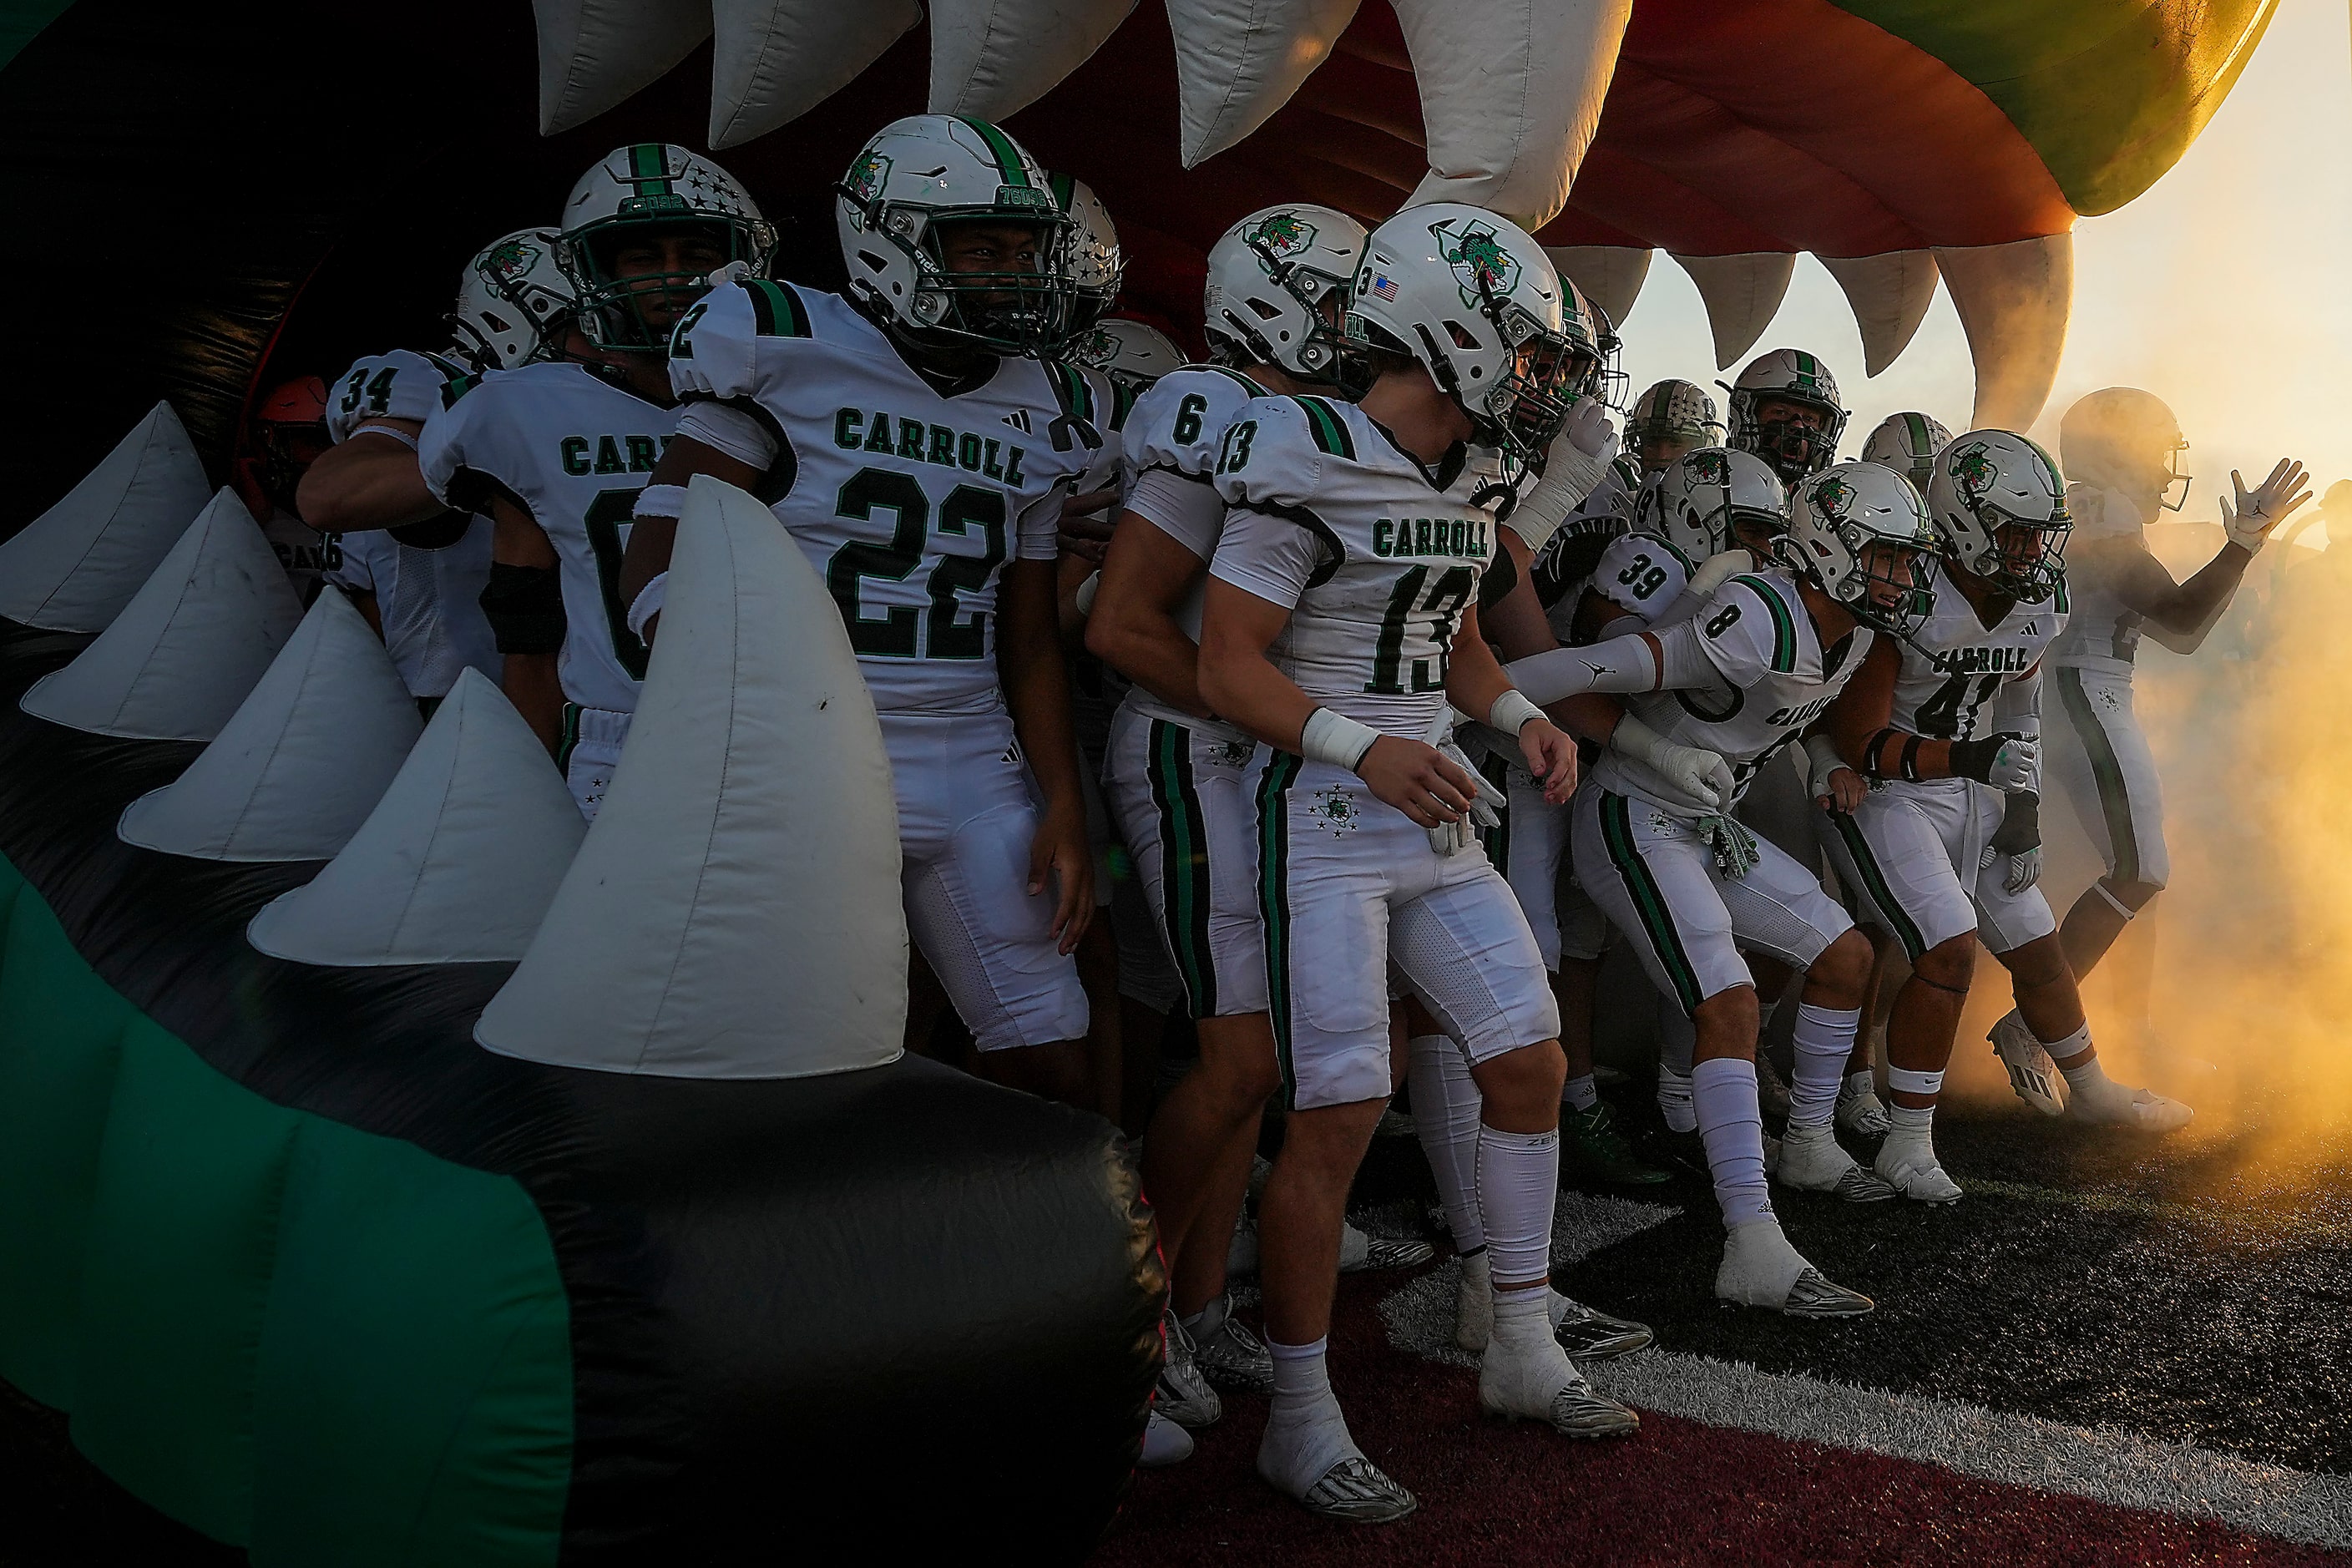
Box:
1843;1069;1876;1101
2043;1020;2095;1070
1474;1123;1560;1292
1261;1337;1358;1490
1887;1101;1935;1136
1657;1064;1697;1133
1658;999;1696;1074
1490;1278;1552;1352
1692;1057;1773;1227
1407;1033;1485;1252
1788;1004;1861;1130
1561;1073;1599;1112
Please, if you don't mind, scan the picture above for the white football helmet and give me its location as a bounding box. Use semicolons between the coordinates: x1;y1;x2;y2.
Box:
837;114;1073;357
1348;203;1583;464
1784;460;1939;634
1625;379;1722;472
1049;173;1123;330
1727;347;1848;486
1636;447;1788;562
1066;317;1186;397
1926;430;2071;603
2060;387;2190;512
1201;204;1365;385
1860;412;1955;494
451;229;577;370
556;144;774;353
1564;280;1624;408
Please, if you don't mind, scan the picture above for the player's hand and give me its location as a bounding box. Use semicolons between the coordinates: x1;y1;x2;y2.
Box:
1981;790;2043;894
1515;717;1579;802
2226;458;2311;552
1356;735;1477;829
1813;766;1865;814
1056;488;1120;564
1950;732;2037;792
1426;740;1505;854
1028;799;1095;954
1687;547;1753;601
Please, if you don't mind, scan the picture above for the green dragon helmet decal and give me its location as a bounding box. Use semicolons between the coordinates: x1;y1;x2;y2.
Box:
1439;220;1522;309
1247;211;1319;269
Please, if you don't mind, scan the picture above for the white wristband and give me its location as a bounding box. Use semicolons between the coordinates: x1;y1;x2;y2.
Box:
1072;571;1100;616
1299;707;1379;771
634;483;688;522
352;422;419;452
1488;690;1544;736
625;573;667;640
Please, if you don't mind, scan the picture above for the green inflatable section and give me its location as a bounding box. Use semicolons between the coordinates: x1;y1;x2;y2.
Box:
0;855;574;1564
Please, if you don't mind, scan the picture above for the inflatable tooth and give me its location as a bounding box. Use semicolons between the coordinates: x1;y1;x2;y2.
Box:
116;589;420;862
0;401;211;634
928;0;1140;120
1936;234;2072;432
1394;0;1633;229
708;0;924;149
1546;244;1652;336
19;488;301;742
476;476;907;1078
533;0;712;135
1672;250;1796;371
247;669;584;964
1168;0;1363;168
1819;250;1941;378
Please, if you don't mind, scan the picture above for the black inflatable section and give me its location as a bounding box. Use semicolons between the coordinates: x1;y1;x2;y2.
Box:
0;618;1163;1560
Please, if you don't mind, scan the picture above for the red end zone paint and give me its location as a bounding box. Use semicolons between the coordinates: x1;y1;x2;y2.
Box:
1095;1273;2351;1567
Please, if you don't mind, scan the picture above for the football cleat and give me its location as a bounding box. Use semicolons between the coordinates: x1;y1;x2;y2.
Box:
1140;1409;1195;1467
1551;1295;1654;1360
1564;1100;1673;1186
1715;1218;1874;1317
1754;1049;1793;1120
1282;1455;1419;1525
1339;1222;1435;1272
1374;1105;1418;1138
1874;1139;1963;1205
1837;1080;1892;1138
1155;1311;1223;1429
1775;1125;1895;1201
1479;1336;1641;1437
1192;1310;1277;1394
2065;1082;2193;1134
1990;1010;2067;1115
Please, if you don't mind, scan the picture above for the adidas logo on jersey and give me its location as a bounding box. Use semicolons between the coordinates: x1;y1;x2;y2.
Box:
1371;516;1491;560
840;408;1027;485
1002;408;1034;435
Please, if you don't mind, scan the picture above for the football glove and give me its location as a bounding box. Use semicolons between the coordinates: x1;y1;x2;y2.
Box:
1428;739;1506;856
1981;790;2043;893
1949;732;2038;793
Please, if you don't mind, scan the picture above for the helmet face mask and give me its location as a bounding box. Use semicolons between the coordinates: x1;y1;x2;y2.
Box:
2060;387;2191;513
837;116;1076;359
1927;431;2071;603
1784;460;1939;635
1727;349;1848;487
1638;447;1787;562
1203;205;1364;387
559;144;775;356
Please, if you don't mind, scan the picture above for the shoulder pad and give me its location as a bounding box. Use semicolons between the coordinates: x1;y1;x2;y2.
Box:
1726;574;1800;673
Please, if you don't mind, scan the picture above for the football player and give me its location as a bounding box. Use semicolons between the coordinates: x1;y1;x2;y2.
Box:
1861;411;1955;495
1513;460;1948;1311
1198;204;1636;1522
1623;379;1722;476
301;146;771;821
1726;347;1847;488
1813;435;2189;1205
316;231;574;712
1085;204;1367;1413
236;376;340;600
618;115;1113;1110
2040;390;2306;1081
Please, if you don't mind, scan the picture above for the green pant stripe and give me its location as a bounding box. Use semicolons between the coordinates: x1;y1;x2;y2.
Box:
1255;752;1303;1105
555;703;581;773
2055;669;2141;884
1831;812;1928;962
1599;793;1703;1014
1476;752;1512;874
1146;722;1217;1019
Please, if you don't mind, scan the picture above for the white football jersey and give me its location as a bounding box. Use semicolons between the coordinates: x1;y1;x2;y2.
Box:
418;360;676;715
1592;566;1875;809
1209;393;1506;737
1589;530;1693;624
326;349;477;444
326;523;498;699
1890;562;2066;740
670;279;1111;715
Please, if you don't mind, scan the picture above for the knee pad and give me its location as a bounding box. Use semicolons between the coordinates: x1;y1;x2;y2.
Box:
2095;878;2162;918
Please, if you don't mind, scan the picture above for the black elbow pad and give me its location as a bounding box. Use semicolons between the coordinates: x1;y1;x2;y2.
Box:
480;563;564;655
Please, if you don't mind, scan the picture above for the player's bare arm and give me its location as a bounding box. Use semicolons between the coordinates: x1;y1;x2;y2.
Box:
1197;576;1476;831
998;554;1095;953
2091;457;2309;644
1823;633;2035;791
1444;603;1576;802
617;434;768;638
297;416;444;532
1085;513;1216;718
